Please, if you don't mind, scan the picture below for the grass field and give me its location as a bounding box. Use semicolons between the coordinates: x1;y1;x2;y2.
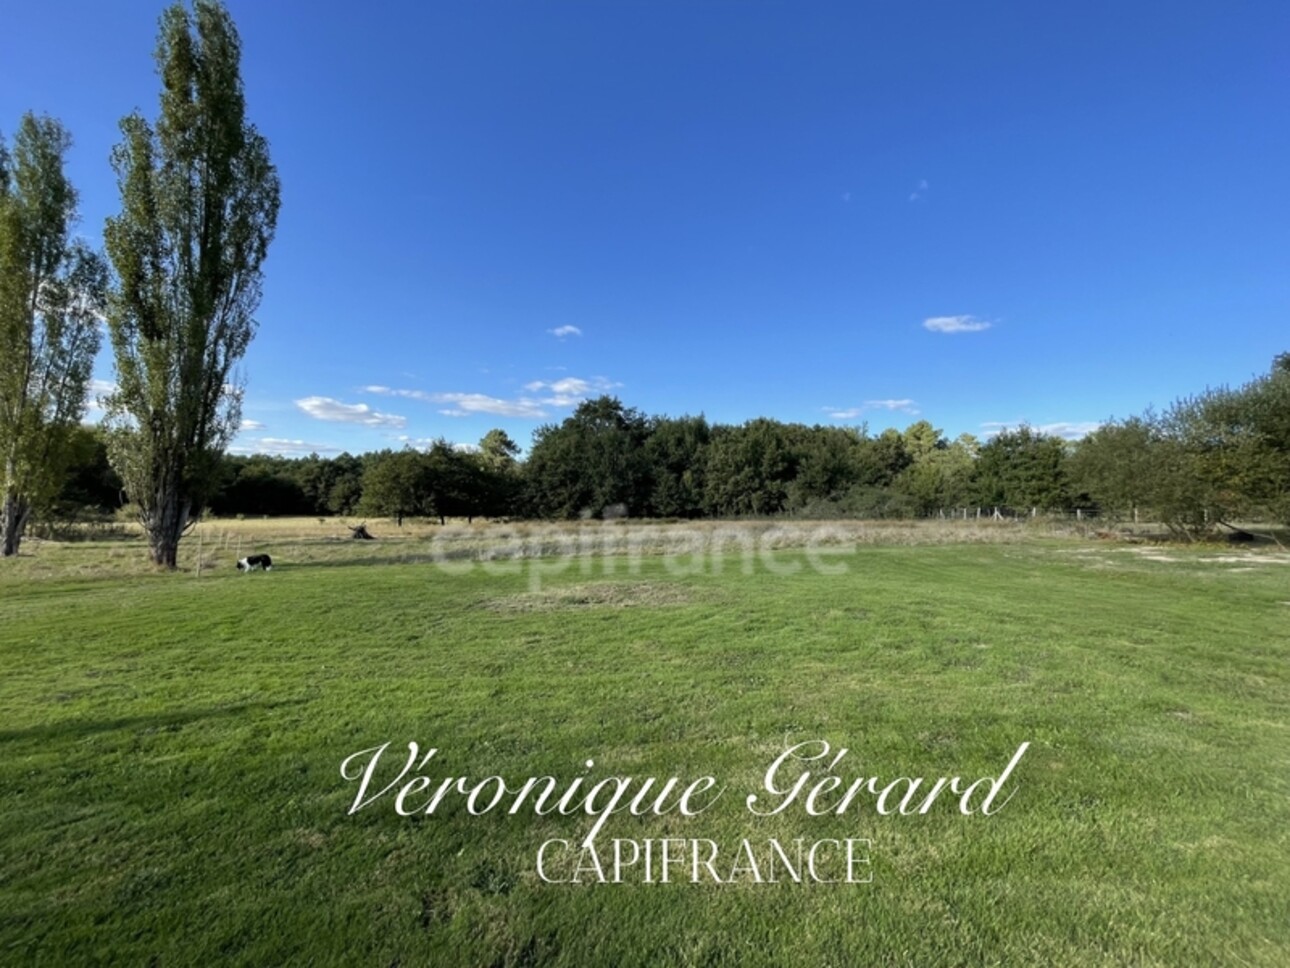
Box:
2;522;1288;965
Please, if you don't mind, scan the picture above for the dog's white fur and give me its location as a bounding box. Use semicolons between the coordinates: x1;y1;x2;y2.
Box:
237;554;273;572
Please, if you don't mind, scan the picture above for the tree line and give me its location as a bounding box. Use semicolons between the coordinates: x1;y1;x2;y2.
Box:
42;352;1290;540
3;3;1285;565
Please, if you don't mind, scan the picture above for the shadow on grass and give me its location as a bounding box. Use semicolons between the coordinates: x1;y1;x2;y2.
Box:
0;697;309;744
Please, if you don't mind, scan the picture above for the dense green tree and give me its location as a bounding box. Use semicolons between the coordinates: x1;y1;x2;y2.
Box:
789;425;865;508
1163;357;1290;531
1139;405;1224;537
1236;359;1290;525
359;449;426;526
973;426;1071;510
704;418;801;516
479;428;520;470
103;0;280;567
644;415;711;517
474;430;520;519
1069;417;1156;519
293;454;332;514
326;453;364;515
54;426;123;515
900;420;945;461
894;433;976;515
854;428;912;488
0;114;107;555
525;397;651;518
211;455;310;516
422;440;478;524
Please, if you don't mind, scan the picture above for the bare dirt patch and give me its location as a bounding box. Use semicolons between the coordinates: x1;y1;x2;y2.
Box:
1203;554;1290;565
1117;547;1290;567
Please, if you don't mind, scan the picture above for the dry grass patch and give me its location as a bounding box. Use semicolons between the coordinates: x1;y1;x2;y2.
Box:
482;580;699;613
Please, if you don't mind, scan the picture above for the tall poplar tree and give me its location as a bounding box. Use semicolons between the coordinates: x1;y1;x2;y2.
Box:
0;114;106;557
104;0;280;567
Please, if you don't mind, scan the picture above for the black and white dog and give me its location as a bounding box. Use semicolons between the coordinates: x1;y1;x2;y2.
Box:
236;553;273;573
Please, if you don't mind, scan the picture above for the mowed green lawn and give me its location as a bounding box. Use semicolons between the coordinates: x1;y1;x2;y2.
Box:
1;539;1288;966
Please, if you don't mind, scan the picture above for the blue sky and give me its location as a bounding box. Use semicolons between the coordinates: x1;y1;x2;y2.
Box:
4;1;1287;456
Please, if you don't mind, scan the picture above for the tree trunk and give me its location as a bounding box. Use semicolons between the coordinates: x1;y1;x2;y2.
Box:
144;488;190;569
1;490;30;557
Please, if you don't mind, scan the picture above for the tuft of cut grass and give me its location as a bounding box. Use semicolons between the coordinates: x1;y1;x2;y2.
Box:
482;581;701;612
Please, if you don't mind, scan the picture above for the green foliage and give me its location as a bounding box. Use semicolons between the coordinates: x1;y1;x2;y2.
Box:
1162;359;1290;530
855;427;912;488
479;428;519;470
103;0;280;567
356;443;498;525
973;426;1072;510
201;451;363;517
53;426;123;514
474;430;521;519
525;396;652;518
211;454;312;516
422;440;478;523
703;418;802;516
644;415;710;517
789;425;863;505
1069;355;1290;534
900;419;944;461
325;452;365;515
43;338;1280;528
0;113;106;555
359;448;427;524
1068;417;1156;519
894;433;976;515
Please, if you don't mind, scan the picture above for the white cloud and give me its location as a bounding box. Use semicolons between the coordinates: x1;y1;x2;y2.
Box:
923;315;992;334
980;420;1102;440
393;434;478;453
523;377;593;395
909;179;929;202
430;392;548;418
363;375;619;419
523;375;620;407
81;379;119;417
83;379;118;414
295;396;406;428
1037;421;1102;440
364;385;433;402
230;437;340;456
865;398;919;413
239;419;266;431
548;325;582;339
824;399;919;420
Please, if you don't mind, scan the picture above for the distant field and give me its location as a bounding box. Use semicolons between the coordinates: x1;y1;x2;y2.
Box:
2;516;1046;584
2;527;1288;965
